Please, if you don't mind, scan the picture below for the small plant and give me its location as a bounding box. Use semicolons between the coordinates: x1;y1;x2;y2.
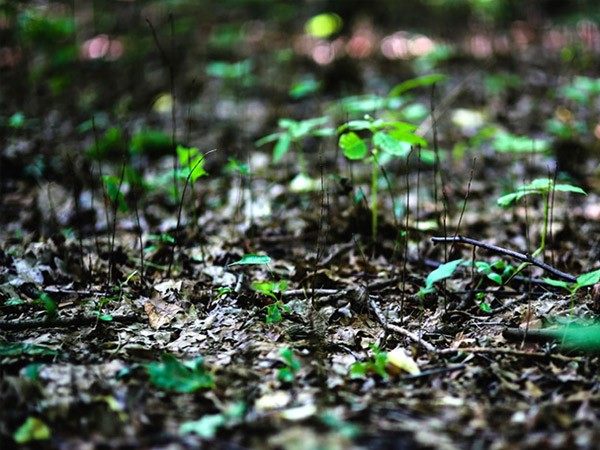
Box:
34;292;58;321
144;233;175;254
228;254;289;325
102;175;128;213
544;267;600;313
497;178;587;259
206;59;255;90
277;347;301;383
418;258;463;297
350;344;420;379
544;268;600;295
180;402;246;439
474;259;515;286
338;115;427;241
350;344;389;379
255;116;334;172
94;270;138;321
146;353;215;393
546;76;600;140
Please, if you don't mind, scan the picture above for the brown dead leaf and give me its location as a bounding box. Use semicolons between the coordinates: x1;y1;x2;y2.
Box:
144;298;182;330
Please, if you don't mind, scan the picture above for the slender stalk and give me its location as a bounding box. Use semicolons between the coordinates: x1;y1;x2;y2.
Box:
371;150;378;243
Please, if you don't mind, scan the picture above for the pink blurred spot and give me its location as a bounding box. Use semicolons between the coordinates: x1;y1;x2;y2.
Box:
579;20;600;51
346;22;375;58
381;32;410;59
510;21;533;48
312;42;335;65
594;122;600;140
81;34;123;60
409;36;435;56
469;34;492;58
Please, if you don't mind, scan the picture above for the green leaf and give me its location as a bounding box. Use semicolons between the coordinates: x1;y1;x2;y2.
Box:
349;362;368;379
553;183;587;196
373;131;404;156
424;259;463;292
273;133;292;163
252;280;288;294
576;268;600;288
542;278;571;290
487;273;503;285
553;324;600;351
389;74;446;97
228;254;271;266
342;119;374;132
180;414;227;438
479;301;492;313
14;417;51;444
36;293;58;321
255;132;282;147
146;353;214;393
339;132;368;160
496;192;520;207
102;175;128;212
266;303;282;325
389;129;428;147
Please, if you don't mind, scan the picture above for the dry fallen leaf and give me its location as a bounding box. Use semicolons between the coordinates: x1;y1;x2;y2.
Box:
386;346;421;376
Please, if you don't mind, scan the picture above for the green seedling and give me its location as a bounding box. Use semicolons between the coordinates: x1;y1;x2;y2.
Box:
95;270;138;321
34;292;58;321
492;130;550;154
206;59;255;89
474;259;515;286
255;116;334;171
483;73;522;97
277;347;301;383
350;344;389;379
176;145;208;184
418;258;463;297
544;268;600;294
557;76;600;107
338;116;427;241
87;127;171;160
224;157;250;176
497;178;587;259
146;353;215;393
13;417;51;444
545;77;600;139
544;267;600;312
144;233;175;253
180;402;246;439
252;280;290;325
229;254;290;325
335;74;444;119
102;175;128;213
289;78;321;99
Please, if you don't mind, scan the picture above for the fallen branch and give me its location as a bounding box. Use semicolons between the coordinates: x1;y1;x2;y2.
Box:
0;315;140;331
431;235;577;282
369;297;437;352
436;346;583;362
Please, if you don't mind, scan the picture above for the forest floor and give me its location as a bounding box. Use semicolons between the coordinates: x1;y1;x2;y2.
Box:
2;14;600;450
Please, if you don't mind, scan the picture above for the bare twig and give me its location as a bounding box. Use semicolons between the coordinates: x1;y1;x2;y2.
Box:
369;297;437;352
431;235;577;282
436;346;583;362
0;315;140;331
